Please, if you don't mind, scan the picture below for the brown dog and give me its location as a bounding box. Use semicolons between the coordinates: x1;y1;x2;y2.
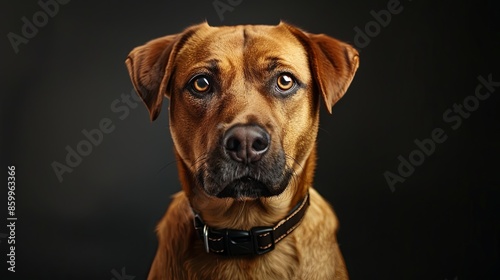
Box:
126;21;359;280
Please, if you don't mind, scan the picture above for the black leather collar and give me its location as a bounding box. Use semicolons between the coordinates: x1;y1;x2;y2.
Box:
193;193;310;256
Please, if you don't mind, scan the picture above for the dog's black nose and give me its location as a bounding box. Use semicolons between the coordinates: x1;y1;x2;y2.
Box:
224;125;270;163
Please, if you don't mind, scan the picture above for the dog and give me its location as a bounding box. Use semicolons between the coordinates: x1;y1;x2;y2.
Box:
126;21;359;280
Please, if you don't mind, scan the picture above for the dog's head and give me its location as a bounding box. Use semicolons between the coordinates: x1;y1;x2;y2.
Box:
126;22;358;218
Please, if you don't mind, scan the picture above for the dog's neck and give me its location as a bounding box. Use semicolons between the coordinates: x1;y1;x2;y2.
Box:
191;191;310;256
190;193;293;230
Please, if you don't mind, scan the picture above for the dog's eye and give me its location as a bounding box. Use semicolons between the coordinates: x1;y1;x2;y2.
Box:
276;74;295;91
191;76;211;93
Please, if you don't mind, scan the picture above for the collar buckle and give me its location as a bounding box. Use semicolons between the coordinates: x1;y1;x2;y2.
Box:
224;229;252;256
202;225;210;253
251;226;275;255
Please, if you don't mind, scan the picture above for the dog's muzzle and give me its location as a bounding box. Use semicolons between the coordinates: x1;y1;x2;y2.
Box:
198;124;292;199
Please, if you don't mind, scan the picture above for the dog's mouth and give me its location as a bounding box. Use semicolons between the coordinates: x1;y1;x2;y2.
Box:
216;176;273;199
198;150;292;200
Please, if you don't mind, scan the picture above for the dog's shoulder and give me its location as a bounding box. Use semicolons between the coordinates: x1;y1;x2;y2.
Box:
156;191;194;242
293;188;348;279
149;192;194;280
305;188;339;231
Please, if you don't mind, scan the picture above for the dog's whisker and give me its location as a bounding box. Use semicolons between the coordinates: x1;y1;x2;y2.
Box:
191;154;209;169
318;125;331;136
155;159;181;175
284;154;304;173
235;200;246;223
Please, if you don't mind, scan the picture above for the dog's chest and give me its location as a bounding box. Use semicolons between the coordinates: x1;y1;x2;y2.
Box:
183;236;338;280
184;240;301;279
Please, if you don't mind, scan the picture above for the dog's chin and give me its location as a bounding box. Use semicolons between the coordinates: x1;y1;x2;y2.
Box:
215;177;275;200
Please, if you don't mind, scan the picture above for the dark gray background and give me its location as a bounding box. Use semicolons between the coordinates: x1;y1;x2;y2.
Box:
1;0;499;279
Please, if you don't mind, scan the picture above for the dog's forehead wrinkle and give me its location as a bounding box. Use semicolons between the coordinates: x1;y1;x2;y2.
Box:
266;56;281;72
206;58;221;75
242;27;249;48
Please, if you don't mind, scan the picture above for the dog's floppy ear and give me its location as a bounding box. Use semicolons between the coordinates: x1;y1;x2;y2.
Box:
284;23;359;113
125;24;202;121
125;35;177;121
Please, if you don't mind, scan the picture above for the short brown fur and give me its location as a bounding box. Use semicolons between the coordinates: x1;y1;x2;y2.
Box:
126;22;359;280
